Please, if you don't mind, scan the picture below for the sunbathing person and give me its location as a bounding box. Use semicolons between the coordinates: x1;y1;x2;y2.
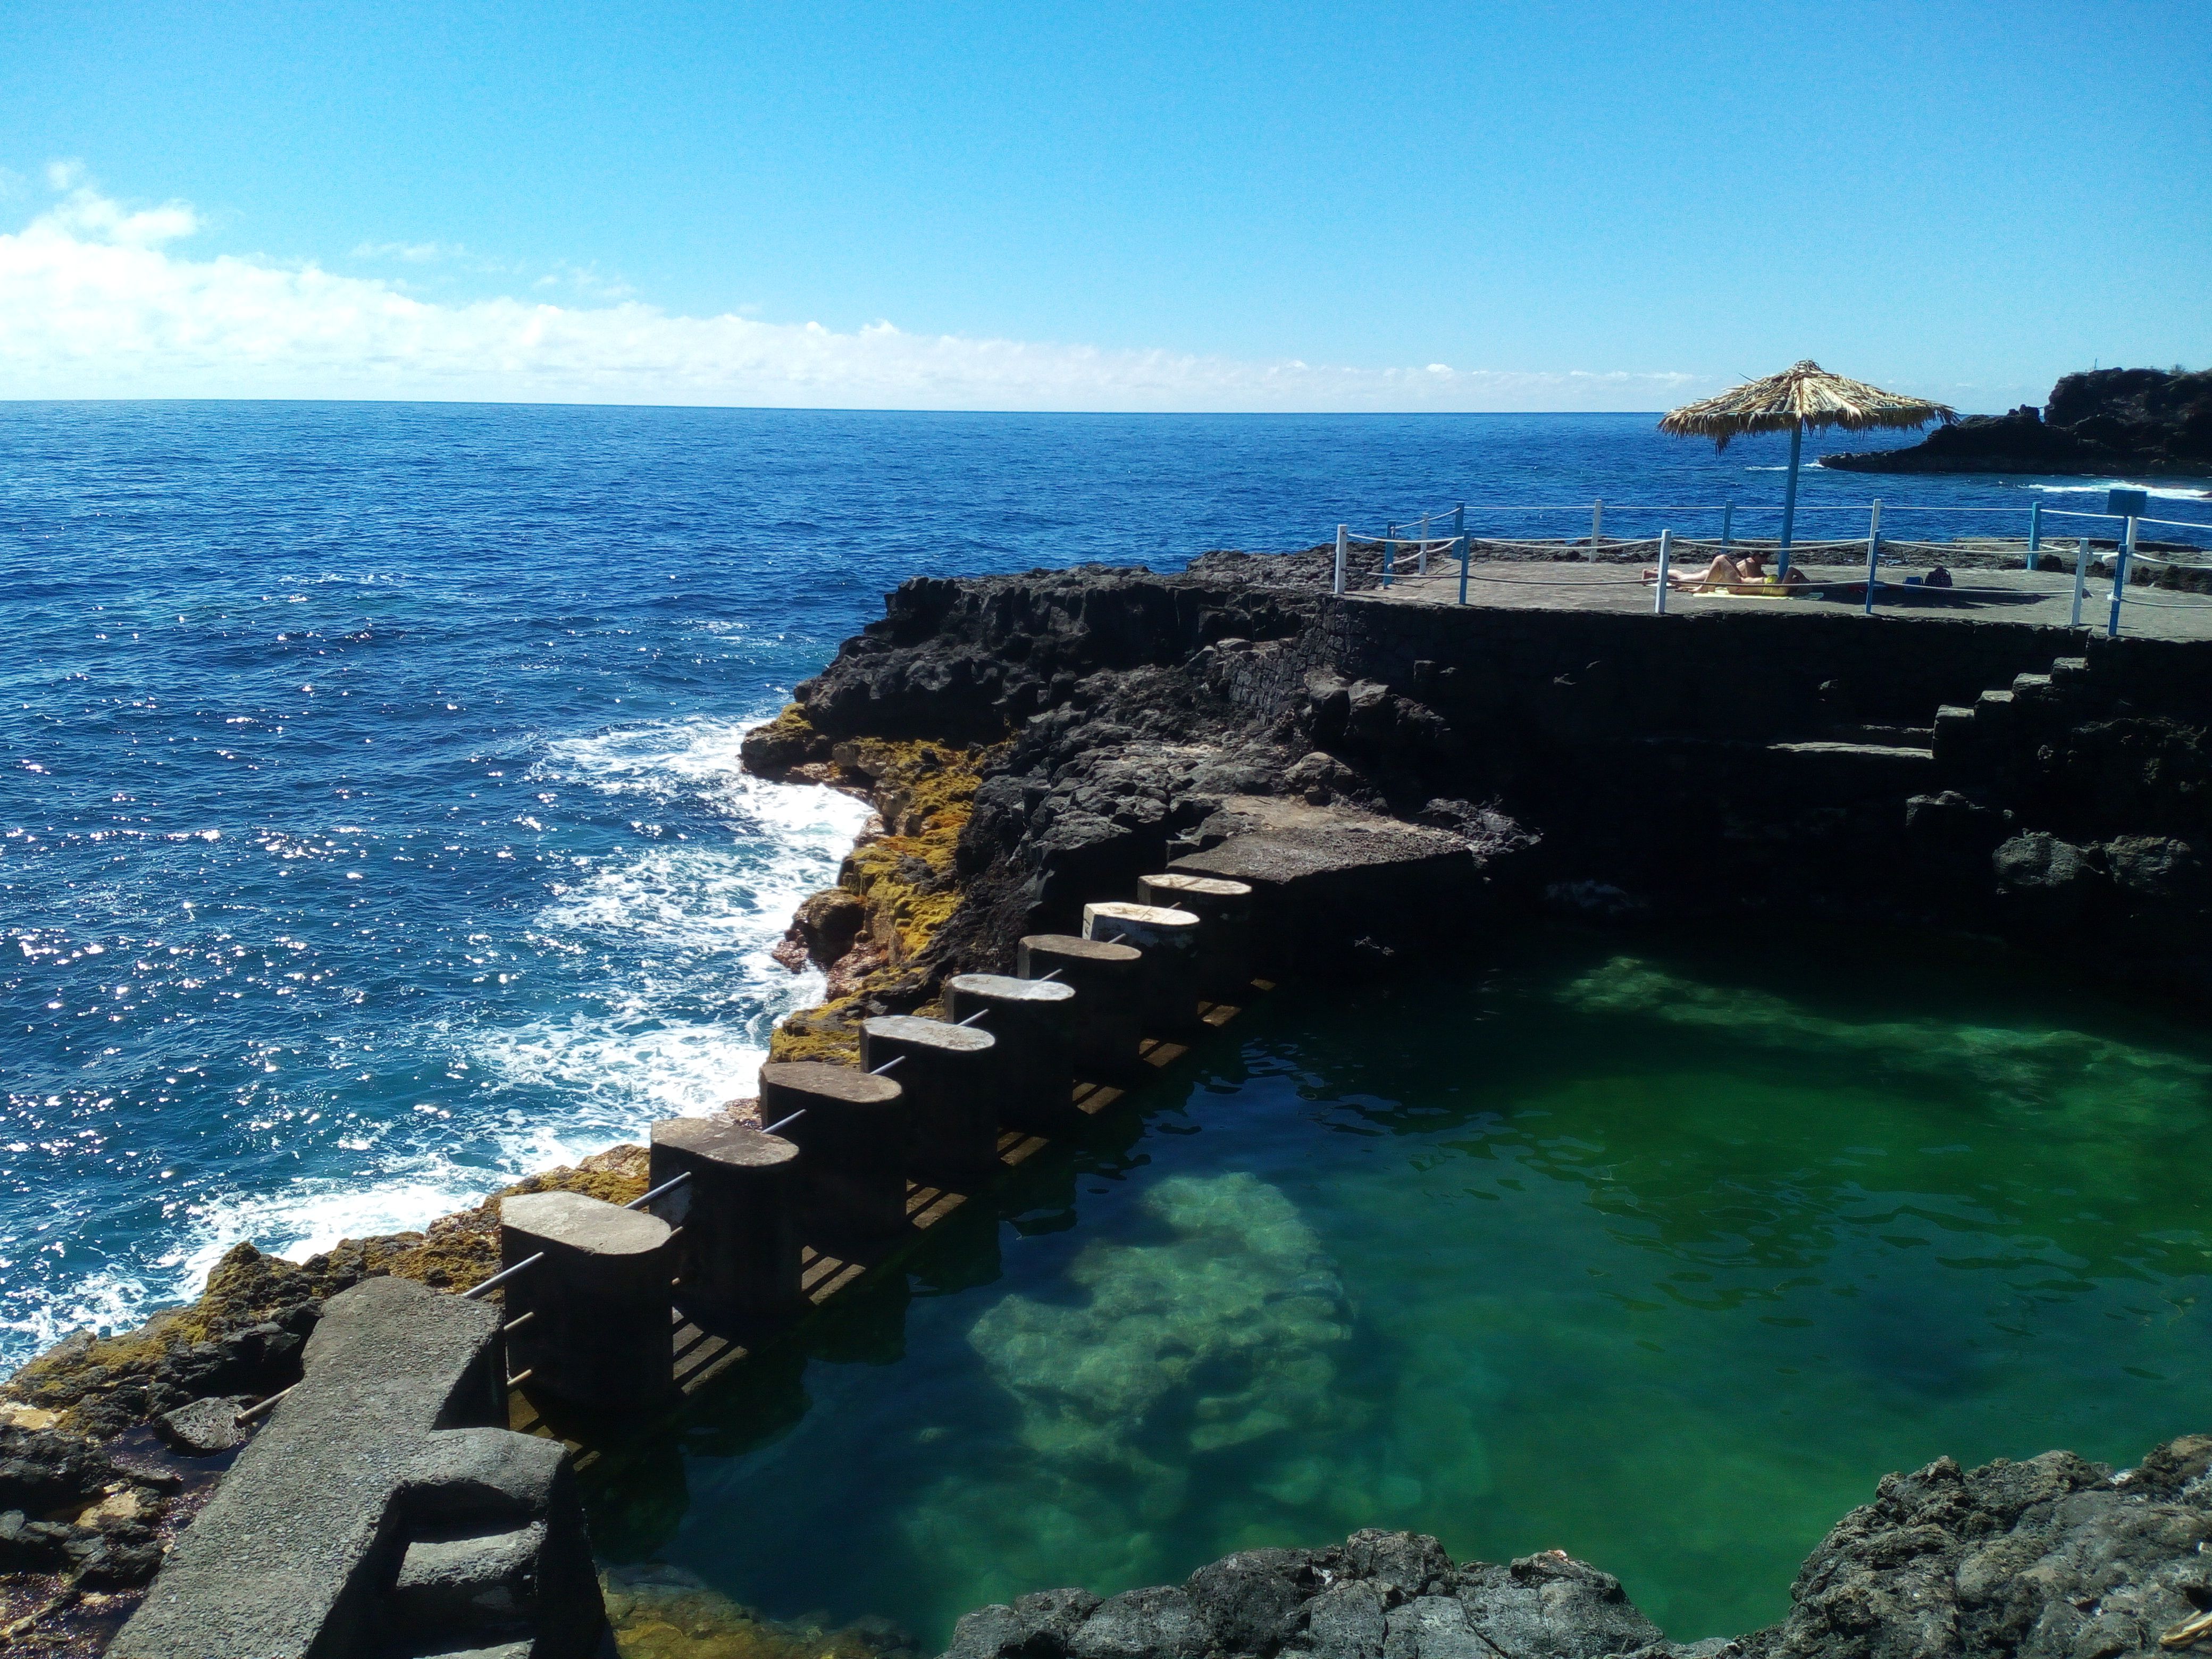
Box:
1642;549;1772;591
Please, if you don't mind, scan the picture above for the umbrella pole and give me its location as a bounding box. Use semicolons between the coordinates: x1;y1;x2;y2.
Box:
1778;421;1803;576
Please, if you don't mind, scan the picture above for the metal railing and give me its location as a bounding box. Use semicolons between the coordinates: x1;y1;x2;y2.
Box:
1328;492;2212;637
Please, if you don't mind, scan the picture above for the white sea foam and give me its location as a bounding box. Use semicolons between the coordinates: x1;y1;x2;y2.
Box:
469;1009;801;1123
484;715;866;1125
2029;480;2212;506
1;1155;525;1359
1;715;870;1362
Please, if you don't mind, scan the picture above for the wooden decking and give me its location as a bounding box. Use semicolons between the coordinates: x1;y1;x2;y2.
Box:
508;986;1268;1468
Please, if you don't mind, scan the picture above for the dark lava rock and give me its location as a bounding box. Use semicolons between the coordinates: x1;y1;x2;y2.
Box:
940;1531;1650;1659
946;1588;1104;1659
1991;829;2106;931
153;1396;250;1457
937;1440;2212;1659
0;1426;129;1515
1824;366;2212;475
1744;1444;2211;1659
1069;1586;1209;1659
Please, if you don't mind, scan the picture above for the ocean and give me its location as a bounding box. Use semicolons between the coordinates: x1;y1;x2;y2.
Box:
3;399;2207;1371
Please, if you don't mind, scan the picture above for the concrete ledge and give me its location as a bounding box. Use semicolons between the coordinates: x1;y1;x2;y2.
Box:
1170;800;1479;971
113;1275;607;1658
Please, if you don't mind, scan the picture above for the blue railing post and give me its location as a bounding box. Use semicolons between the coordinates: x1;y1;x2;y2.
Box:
2027;500;2043;568
1862;499;1883;615
1720;502;1734;549
1590;499;1604;558
1383;525;1394;588
1334;525;1347;597
2107;515;2138;637
1654;528;1673;616
2071;536;2090;629
1454;503;1468;606
1418;512;1431;575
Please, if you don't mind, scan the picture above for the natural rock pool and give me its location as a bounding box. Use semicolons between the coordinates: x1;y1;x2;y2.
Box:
587;926;2212;1648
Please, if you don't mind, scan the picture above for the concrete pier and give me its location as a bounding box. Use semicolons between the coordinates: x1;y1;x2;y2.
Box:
761;1059;910;1244
1084;900;1203;1033
499;1191;676;1410
1138;873;1255;998
860;1015;1000;1184
113;1276;605;1659
648;1117;803;1322
946;971;1078;1134
1018;932;1144;1080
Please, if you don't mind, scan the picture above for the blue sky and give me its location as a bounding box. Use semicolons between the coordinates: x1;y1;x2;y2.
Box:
1;2;2206;410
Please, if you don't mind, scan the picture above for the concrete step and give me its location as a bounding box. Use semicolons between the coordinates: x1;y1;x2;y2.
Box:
387;1521;546;1634
1827;722;1934;746
1769;740;1934;762
1763;741;1935;800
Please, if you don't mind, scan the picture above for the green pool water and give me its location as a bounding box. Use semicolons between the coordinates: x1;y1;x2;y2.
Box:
590;926;2212;1645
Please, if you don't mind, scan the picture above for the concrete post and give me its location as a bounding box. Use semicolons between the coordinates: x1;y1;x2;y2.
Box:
1018;933;1144;1080
860;1015;1000;1185
760;1060;909;1245
1137;873;1254;999
647;1118;802;1322
497;1191;674;1410
947;971;1077;1134
1084;900;1202;1034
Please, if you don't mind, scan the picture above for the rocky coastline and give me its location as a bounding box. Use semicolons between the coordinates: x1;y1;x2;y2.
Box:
941;1436;2212;1659
9;537;2212;1650
1823;367;2212;478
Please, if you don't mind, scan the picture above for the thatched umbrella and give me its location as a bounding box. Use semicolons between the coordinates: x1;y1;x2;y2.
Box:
1659;361;1956;558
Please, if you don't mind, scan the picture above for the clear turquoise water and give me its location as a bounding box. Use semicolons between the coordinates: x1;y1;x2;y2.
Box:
594;927;2212;1645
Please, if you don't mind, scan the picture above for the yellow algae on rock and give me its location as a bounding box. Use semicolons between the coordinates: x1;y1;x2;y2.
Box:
604;1566;916;1659
764;734;1000;1065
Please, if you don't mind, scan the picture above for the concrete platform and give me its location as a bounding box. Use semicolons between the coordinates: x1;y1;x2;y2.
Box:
1365;562;2212;642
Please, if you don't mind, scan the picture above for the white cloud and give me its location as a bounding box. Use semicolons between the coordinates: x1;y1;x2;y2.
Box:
350;240;463;264
0;178;1714;411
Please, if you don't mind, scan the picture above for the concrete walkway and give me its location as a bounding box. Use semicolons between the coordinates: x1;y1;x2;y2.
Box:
1362;562;2212;643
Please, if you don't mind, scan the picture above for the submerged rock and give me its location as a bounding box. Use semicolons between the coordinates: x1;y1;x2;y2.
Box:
908;1173;1360;1599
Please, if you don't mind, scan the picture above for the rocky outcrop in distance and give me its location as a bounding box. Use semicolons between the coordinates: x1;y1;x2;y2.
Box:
1824;367;2212;477
943;1436;2212;1659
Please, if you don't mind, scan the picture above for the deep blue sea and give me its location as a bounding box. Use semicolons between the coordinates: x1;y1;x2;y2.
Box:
4;401;2209;1371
